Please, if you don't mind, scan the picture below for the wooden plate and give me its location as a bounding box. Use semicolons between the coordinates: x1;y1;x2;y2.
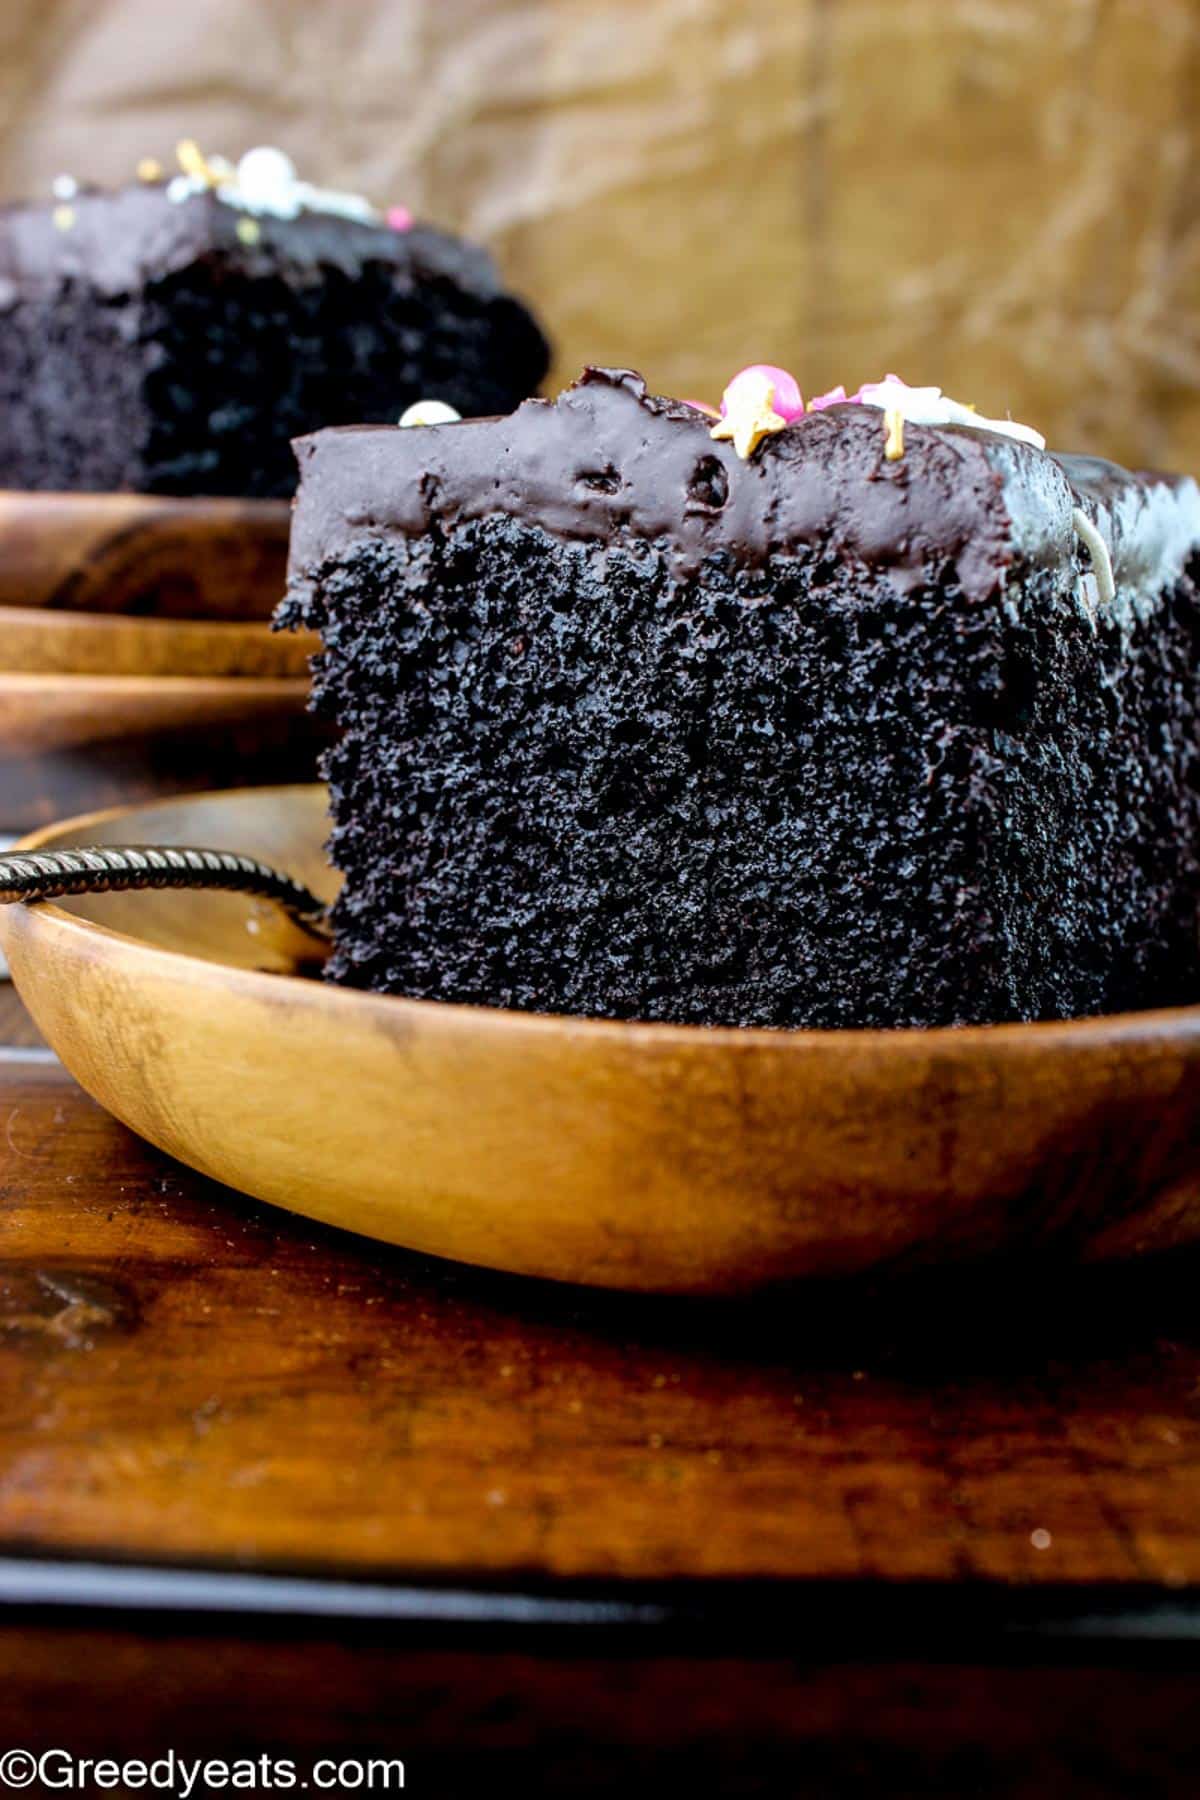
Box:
5;786;1200;1293
0;490;290;621
0;674;324;832
0;604;317;678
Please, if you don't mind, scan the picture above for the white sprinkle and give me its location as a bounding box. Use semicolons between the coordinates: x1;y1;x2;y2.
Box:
1030;1528;1052;1550
399;399;462;428
51;173;78;201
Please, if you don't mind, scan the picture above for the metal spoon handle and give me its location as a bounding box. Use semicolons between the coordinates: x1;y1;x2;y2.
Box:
0;844;331;941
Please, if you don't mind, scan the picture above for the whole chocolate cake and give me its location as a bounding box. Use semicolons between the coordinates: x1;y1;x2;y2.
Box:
280;364;1200;1029
0;145;549;498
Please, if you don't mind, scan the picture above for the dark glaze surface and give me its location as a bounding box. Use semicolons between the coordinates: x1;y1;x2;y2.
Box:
289;368;1200;599
0;182;505;300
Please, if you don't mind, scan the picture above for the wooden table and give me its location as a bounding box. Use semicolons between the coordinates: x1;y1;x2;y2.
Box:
2;979;1200;1795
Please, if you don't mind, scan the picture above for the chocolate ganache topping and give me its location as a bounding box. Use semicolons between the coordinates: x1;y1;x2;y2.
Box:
289;367;1200;610
0;181;507;301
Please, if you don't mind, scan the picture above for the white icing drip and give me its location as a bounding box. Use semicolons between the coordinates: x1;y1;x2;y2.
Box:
1071;506;1113;624
1070;467;1200;633
857;377;1045;450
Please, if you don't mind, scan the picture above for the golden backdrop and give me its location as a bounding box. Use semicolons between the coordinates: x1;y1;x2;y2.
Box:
2;0;1198;471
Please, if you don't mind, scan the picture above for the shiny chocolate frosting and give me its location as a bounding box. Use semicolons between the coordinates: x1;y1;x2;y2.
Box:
289;367;1200;614
0;181;508;301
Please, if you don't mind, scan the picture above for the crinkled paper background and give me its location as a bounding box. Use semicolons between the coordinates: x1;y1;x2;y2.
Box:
2;0;1199;469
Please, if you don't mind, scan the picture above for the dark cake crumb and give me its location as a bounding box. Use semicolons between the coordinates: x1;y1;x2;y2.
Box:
280;368;1200;1029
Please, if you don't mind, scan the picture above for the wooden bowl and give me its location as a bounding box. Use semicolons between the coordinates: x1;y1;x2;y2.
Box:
0;604;317;679
0;490;290;621
5;785;1200;1294
0;673;325;832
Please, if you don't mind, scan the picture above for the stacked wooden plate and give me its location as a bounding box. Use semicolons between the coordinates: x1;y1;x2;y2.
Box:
0;490;324;833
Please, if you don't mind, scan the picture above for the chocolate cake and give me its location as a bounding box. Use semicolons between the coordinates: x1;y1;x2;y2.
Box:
0;147;549;498
280;365;1200;1029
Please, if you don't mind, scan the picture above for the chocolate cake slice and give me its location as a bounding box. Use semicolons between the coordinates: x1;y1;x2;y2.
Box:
0;148;549;498
280;365;1200;1029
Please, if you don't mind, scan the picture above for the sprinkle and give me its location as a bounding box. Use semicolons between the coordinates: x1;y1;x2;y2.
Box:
136;158;162;183
884;408;905;460
855;374;1045;450
233;147;299;218
710;367;793;460
682;397;720;418
235;216;262;245
386;205;413;232
1031;1528;1052;1550
52;204;76;232
737;364;805;421
399;399;462;427
176;138;211;181
166;174;195;204
51;174;78;201
808;384;848;411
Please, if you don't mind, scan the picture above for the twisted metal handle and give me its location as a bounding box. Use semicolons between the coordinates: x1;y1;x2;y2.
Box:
0;844;331;941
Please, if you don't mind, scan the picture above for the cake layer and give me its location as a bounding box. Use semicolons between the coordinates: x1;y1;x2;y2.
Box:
282;368;1200;1028
0;183;550;497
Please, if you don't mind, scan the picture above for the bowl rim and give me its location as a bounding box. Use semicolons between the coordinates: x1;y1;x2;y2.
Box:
0;671;309;696
7;782;1200;1058
0;602;307;641
0;487;291;519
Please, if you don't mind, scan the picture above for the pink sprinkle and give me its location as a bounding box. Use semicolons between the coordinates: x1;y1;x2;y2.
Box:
386;205;413;232
852;373;912;404
682;397;720;418
721;363;804;422
807;384;852;411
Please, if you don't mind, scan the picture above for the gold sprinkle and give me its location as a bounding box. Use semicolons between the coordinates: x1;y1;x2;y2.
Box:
137;157;162;184
236;217;262;246
52;204;76;232
884;408;905;461
710;373;787;460
176;138;210;180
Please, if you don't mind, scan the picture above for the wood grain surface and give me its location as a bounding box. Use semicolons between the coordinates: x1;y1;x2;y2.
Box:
2;1625;1199;1798
0;490;289;621
2;1053;1199;1590
0;677;327;833
0;605;317;679
0;981;41;1047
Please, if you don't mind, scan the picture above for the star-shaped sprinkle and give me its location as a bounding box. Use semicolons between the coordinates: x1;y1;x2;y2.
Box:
710;369;789;460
